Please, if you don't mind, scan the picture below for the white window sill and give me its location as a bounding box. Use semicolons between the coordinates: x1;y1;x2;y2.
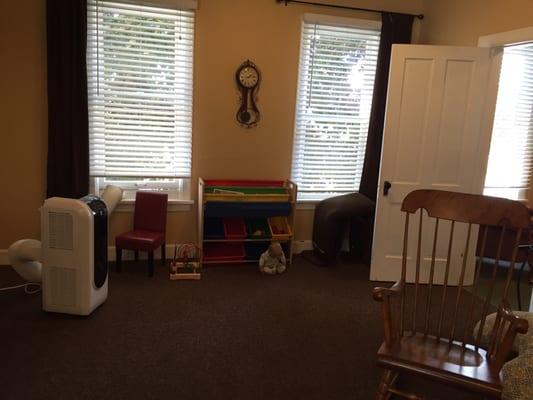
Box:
296;201;320;211
295;192;363;210
114;199;194;213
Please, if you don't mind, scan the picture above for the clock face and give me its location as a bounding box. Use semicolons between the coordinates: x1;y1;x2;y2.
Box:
239;66;259;88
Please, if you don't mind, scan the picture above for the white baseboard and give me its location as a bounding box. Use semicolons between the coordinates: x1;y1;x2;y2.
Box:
108;244;180;261
2;241;314;266
291;238;349;255
292;240;313;254
116;242;315;260
0;244;181;267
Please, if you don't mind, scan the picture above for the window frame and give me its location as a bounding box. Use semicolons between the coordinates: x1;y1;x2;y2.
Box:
90;177;192;204
478;27;533;203
290;14;382;203
483;43;533;201
86;0;196;204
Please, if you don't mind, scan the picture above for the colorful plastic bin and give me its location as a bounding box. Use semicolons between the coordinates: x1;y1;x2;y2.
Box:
268;216;292;241
203;243;245;262
245;217;272;239
204;179;285;187
204;186;290;202
245;242;288;261
204;217;225;239
204;202;292;218
244;242;270;260
222;218;246;239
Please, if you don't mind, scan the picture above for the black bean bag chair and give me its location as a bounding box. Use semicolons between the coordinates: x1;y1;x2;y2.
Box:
305;193;375;266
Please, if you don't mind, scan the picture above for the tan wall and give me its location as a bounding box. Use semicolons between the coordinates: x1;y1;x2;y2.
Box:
420;0;533;46
0;0;48;249
0;0;424;250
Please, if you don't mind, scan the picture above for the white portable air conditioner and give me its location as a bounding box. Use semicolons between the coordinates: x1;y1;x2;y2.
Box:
7;186;122;316
40;195;109;315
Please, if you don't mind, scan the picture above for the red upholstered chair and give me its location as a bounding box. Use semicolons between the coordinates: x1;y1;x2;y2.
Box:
115;192;168;277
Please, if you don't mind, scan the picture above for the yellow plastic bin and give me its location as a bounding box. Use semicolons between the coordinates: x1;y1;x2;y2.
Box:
268;216;292;241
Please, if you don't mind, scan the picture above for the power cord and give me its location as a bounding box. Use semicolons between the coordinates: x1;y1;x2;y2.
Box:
0;283;41;294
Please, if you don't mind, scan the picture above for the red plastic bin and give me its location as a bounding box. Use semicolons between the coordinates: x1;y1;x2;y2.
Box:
223;218;246;239
203;243;245;262
204;179;285;188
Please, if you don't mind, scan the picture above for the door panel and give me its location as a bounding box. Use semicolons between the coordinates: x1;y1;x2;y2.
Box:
371;45;497;285
434;61;475;186
393;59;434;183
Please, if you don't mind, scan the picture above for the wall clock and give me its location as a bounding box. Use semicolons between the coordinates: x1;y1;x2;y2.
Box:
236;60;261;128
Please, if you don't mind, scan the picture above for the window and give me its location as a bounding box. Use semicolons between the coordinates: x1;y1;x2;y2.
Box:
484;43;533;201
87;0;195;201
291;15;381;201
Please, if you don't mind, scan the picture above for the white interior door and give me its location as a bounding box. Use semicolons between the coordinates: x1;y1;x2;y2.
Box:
370;44;500;285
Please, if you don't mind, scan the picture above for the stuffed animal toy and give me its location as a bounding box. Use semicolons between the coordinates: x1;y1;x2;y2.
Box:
259;242;286;275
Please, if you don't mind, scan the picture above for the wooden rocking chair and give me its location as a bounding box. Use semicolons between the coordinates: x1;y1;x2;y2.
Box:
373;190;530;399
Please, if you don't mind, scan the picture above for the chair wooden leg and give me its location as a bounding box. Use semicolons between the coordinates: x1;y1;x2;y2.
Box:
148;251;154;277
161;243;166;266
375;370;395;400
134;251;139;262
116;247;122;273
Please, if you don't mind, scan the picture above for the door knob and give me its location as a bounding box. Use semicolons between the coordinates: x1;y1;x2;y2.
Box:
383;181;392;196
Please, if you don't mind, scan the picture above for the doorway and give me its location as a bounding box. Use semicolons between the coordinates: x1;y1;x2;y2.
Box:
483;42;533;202
479;29;533;311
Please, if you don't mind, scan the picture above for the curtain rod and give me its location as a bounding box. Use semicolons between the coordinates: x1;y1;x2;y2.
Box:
276;0;424;20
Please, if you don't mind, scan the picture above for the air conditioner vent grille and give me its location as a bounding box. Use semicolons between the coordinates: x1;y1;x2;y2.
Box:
49;212;73;250
47;266;76;307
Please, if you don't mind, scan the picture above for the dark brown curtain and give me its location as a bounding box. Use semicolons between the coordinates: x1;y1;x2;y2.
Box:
359;12;414;202
46;0;89;198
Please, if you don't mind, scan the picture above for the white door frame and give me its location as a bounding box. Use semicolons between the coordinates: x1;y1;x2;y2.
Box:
478;26;533;48
478;26;533;312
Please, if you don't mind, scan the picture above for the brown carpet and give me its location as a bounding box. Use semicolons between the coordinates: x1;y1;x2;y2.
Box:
0;257;481;400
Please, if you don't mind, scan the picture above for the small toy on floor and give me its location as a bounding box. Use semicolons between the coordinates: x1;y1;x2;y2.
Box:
170;243;201;280
259;242;286;275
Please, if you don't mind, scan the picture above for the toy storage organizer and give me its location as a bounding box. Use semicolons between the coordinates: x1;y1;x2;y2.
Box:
198;179;297;265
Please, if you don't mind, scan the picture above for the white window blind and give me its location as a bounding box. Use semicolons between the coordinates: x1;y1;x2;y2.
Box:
291;16;381;201
484;43;533;201
87;1;194;179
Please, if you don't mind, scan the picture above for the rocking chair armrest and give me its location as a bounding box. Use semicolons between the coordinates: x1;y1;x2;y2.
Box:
373;281;404;302
488;301;530;372
498;302;529;334
373;281;404;347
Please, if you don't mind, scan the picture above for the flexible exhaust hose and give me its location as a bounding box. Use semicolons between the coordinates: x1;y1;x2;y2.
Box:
101;185;123;215
7;239;42;283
